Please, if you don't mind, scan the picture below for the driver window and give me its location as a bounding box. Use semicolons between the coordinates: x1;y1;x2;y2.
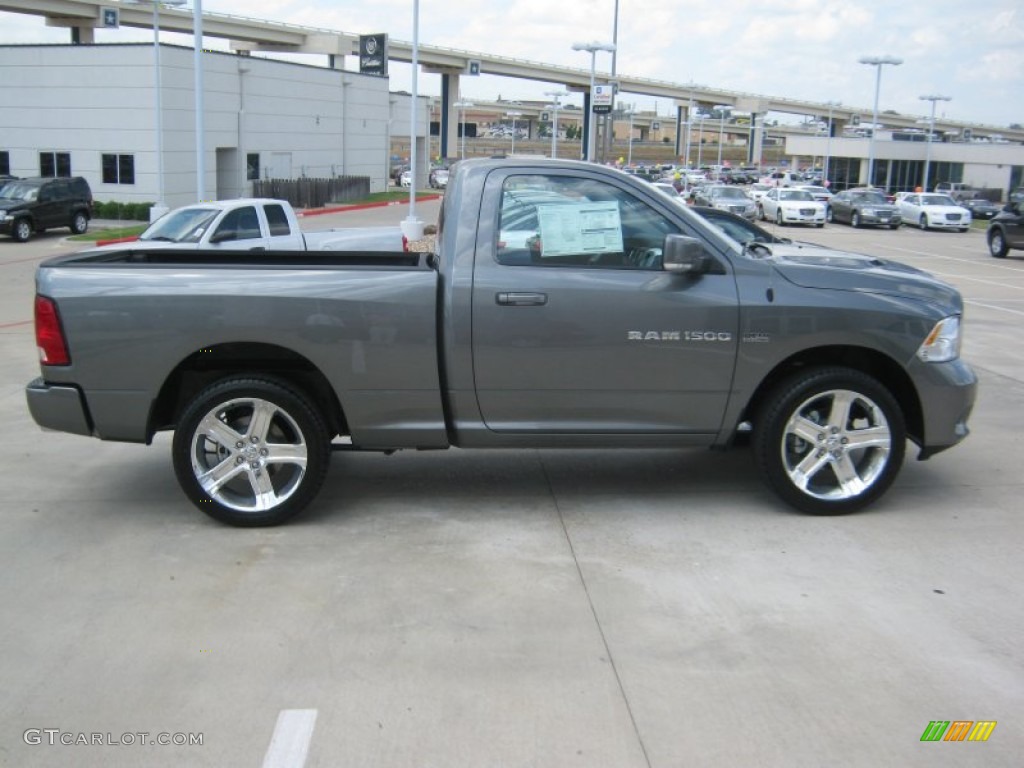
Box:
496;174;679;269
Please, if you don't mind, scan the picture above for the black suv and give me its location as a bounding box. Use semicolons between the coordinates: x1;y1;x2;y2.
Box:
0;176;93;242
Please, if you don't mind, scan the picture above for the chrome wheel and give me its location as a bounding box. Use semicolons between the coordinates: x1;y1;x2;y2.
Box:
173;377;330;526
755;367;905;515
187;397;308;512
779;389;892;502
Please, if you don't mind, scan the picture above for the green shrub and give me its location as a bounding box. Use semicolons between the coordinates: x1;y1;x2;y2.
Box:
92;201;153;221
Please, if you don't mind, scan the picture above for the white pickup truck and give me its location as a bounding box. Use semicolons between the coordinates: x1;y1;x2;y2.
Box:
112;198;406;252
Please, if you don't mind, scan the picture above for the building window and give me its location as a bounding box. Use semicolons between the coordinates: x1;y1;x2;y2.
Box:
247;153;260;181
0;151;9;176
102;153;136;185
40;152;72;178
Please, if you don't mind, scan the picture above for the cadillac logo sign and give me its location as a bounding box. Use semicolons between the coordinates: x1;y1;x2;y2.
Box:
359;34;388;77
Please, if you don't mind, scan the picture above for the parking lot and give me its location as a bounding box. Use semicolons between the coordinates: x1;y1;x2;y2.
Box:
2;204;1022;767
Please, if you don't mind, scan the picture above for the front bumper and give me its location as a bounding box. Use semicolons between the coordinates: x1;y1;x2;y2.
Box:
25;377;93;437
910;359;977;459
860;211;901;227
781;209;825;226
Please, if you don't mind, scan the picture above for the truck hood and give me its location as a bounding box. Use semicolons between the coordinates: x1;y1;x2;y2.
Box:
764;243;962;310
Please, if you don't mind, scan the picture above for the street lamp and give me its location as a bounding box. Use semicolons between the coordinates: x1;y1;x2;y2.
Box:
821;100;841;188
505;111;523;155
571;41;616;162
128;0;187;220
859;55;903;188
696;112;707;168
619;103;635;166
453;100;473;160
543;90;564;159
714;104;732;171
401;0;424;241
920;94;951;192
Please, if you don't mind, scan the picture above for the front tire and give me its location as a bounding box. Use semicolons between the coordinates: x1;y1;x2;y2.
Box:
826;207;835;223
754;367;906;515
988;228;1008;257
12;218;32;242
172;377;331;526
920;214;929;230
775;209;784;226
851;212;861;228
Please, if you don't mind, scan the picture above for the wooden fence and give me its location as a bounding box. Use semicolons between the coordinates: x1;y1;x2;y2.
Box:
252;176;370;209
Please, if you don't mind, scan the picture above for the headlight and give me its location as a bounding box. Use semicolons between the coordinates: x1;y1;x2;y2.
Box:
0;211;8;222
862;208;876;215
917;316;961;363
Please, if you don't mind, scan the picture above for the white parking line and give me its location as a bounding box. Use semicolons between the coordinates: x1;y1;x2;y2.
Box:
262;709;318;768
965;300;1024;317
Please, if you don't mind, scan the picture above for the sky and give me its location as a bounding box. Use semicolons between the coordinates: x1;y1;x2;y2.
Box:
1;0;1021;128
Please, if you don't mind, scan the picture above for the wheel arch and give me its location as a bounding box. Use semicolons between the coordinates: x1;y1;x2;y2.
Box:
147;342;347;441
739;345;923;444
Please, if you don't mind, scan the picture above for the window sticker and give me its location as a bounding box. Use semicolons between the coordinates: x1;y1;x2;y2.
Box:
536;201;624;256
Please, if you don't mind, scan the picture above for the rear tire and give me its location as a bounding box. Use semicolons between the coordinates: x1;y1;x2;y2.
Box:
70;211;89;235
754;367;905;515
172;376;331;527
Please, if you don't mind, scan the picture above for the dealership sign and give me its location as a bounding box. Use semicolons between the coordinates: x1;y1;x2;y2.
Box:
359;34;388;77
592;84;614;114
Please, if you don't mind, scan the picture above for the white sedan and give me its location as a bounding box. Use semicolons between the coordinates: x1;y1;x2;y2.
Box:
758;188;827;227
898;193;971;232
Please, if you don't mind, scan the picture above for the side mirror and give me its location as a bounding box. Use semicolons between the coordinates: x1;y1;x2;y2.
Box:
209;229;236;244
663;234;714;274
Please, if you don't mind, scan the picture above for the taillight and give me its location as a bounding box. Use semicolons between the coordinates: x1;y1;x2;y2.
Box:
402;234;409;252
35;296;70;366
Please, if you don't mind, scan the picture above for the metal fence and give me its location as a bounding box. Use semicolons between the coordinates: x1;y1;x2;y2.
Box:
252;176;370;209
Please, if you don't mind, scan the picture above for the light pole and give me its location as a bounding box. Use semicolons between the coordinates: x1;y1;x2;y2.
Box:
683;91;695;168
920;94;951;192
193;0;205;201
823;100;841;188
401;0;424;240
453;100;473;160
696;113;707;168
505;111;523;155
572;41;616;162
859;55;903;189
543;90;564;159
714;104;732;171
621;103;635;166
128;0;187;220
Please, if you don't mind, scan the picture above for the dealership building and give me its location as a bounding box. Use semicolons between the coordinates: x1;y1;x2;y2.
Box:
0;43;428;210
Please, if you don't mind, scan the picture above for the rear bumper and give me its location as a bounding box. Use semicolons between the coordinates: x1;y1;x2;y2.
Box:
25;377;93;436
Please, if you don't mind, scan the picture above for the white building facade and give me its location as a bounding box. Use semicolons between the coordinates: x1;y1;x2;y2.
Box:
0;44;426;208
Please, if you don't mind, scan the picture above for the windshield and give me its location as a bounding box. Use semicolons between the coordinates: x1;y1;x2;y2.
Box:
140;207;221;243
0;182;41;202
857;192;888;204
779;190;814;201
711;187;748;200
921;194;956;206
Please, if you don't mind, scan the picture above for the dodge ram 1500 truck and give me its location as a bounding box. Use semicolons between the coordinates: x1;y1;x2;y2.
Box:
26;158;977;526
102;198;406;252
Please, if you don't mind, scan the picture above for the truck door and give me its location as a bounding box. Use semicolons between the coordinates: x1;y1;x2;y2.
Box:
208;204;270;250
470;169;740;435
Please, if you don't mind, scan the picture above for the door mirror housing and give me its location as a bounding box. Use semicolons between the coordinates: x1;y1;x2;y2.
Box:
663;234;715;274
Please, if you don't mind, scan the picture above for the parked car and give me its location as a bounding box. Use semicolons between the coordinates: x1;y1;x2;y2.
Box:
827;188;902;229
100;198;406;253
429;167;450;189
757;188;826;227
747;183;773;204
400;169;412;188
693;185;757;220
961;198;1001;220
897;193;971;232
0;176;93;242
986;198;1024;258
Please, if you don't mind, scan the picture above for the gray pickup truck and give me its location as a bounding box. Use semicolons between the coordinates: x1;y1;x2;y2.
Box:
26;158;977;526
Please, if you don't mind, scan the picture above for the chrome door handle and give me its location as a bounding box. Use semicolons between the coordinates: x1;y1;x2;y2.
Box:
496;292;548;306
